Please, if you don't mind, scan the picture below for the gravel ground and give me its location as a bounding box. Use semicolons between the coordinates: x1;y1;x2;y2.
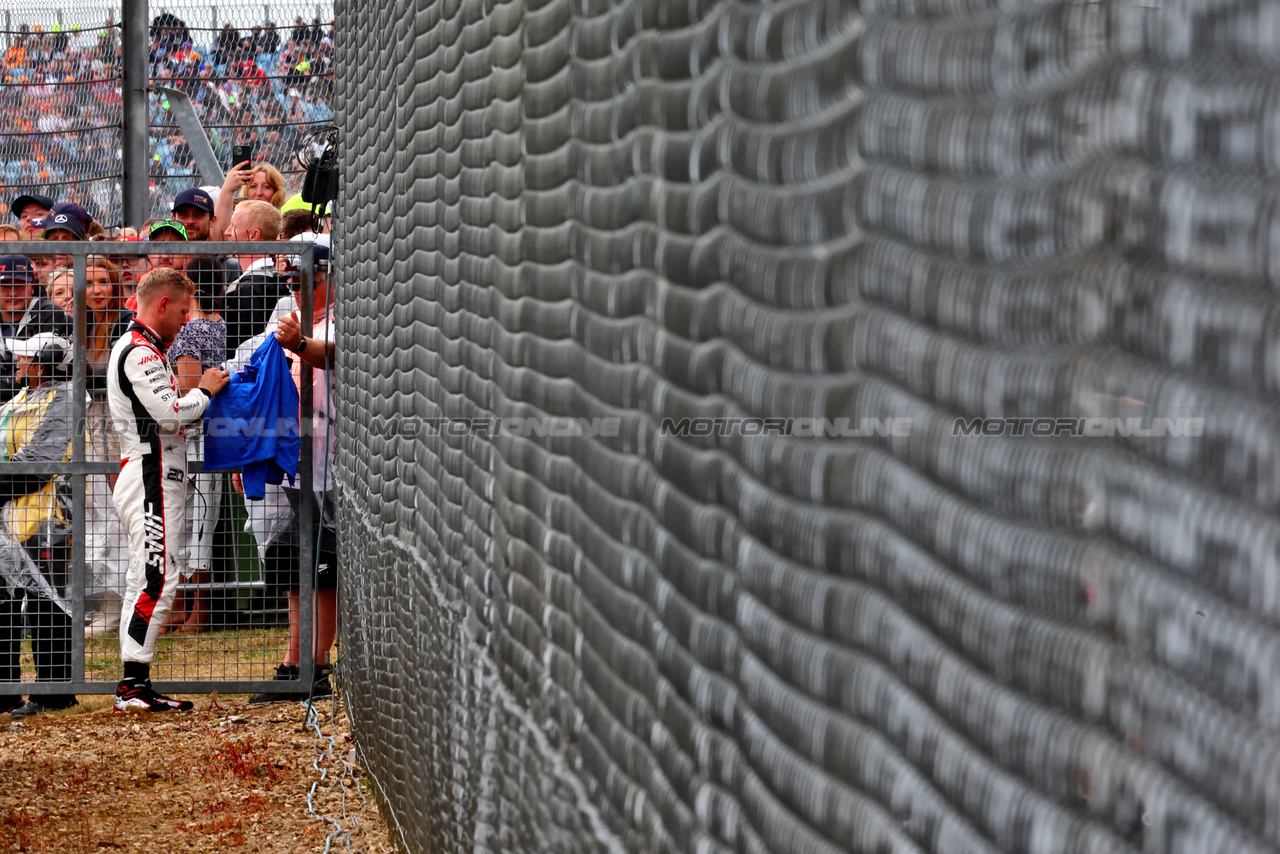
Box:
0;693;395;853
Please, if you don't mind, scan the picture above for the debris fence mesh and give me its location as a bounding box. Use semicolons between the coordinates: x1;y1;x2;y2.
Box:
336;1;1280;853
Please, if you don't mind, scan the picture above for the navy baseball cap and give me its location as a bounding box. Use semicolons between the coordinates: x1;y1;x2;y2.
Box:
10;193;53;219
285;243;330;287
285;240;329;268
37;211;85;240
50;202;92;229
0;255;35;283
173;187;215;214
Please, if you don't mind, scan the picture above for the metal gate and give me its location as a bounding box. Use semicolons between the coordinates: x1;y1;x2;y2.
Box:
0;240;323;698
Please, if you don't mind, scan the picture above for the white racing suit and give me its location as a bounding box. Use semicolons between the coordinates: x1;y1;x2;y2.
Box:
106;320;212;664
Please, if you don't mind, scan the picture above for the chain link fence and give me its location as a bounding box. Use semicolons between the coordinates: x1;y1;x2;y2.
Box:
0;241;326;699
336;0;1280;852
0;3;332;229
0;7;123;227
147;2;334;216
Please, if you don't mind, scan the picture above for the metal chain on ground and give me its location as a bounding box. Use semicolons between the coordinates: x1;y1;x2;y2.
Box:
304;689;381;854
304;695;344;852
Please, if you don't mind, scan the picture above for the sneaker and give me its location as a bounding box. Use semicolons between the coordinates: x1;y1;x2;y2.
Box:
11;697;78;718
114;681;193;712
248;663;306;705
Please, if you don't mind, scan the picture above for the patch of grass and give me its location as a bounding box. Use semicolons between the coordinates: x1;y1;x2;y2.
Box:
83;627;294;683
12;619;334;692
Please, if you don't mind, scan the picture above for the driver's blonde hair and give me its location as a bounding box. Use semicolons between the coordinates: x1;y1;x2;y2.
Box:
136;267;195;307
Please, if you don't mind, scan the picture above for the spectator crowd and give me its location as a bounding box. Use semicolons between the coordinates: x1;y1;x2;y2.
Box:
0;11;334;226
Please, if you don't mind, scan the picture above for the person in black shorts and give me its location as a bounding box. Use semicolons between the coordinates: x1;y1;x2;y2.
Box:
248;488;337;704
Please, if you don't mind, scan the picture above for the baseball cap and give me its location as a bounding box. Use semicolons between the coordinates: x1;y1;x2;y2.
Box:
38;211;85;240
147;219;188;240
284;239;330;286
11;192;53;219
50;202;92;229
173;187;215;214
280;193;330;216
0;255;35;283
284;233;329;264
10;332;72;367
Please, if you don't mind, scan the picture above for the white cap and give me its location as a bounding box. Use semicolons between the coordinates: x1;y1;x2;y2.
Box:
288;231;329;247
199;185;221;205
11;332;72;365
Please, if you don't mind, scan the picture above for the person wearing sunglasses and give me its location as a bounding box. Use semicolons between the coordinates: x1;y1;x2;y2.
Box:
145;219;188;273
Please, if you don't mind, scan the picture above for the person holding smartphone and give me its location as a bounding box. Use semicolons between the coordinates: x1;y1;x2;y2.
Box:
211;145;287;245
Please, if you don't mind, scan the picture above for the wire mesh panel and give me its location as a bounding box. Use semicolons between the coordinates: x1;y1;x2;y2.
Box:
336;0;1280;852
0;241;324;699
147;2;335;216
0;6;123;228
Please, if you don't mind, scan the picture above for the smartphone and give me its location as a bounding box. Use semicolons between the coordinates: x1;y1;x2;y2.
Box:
232;144;254;167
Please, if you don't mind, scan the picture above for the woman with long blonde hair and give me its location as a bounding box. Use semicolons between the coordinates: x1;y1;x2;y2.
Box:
236;163;287;207
211;160;287;243
44;257;131;382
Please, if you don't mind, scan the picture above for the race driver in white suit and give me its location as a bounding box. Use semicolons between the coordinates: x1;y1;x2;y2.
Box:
107;267;229;711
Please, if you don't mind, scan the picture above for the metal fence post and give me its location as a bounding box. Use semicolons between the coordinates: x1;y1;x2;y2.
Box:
298;245;315;690
121;0;150;229
70;253;87;685
154;85;225;186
